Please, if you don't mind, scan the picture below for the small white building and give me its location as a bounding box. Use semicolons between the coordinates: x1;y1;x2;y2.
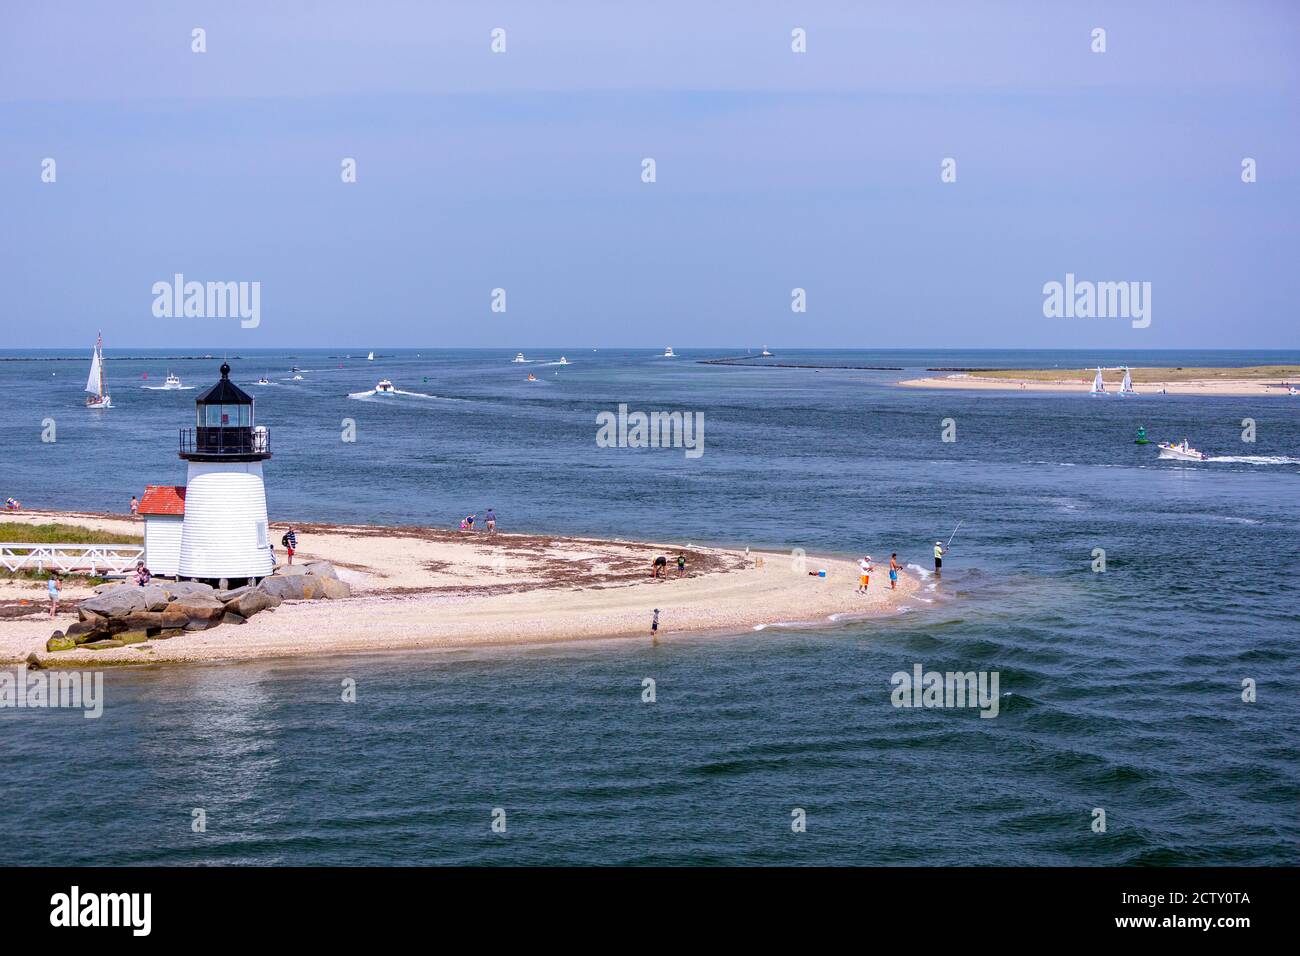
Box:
138;485;186;577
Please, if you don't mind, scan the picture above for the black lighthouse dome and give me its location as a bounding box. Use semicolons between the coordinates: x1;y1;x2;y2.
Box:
179;362;271;461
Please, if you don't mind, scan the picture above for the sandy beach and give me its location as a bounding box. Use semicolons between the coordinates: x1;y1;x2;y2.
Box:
1;510;917;666
898;373;1295;396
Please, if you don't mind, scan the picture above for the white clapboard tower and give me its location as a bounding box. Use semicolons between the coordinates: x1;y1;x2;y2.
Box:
177;363;274;583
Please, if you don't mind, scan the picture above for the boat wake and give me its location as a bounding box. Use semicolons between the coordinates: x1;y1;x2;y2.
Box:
348;388;444;401
141;385;195;390
1203;455;1300;465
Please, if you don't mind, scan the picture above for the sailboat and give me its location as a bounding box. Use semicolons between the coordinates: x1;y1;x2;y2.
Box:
1119;366;1137;396
367;351;375;361
85;332;112;408
1089;366;1106;396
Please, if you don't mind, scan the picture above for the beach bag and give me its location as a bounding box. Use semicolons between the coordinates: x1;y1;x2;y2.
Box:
281;533;291;547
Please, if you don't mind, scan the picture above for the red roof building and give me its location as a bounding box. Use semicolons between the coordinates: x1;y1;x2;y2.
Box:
138;485;186;516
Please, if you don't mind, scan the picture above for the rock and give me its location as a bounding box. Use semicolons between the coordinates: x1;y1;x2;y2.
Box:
25;652;45;669
214;585;253;603
154;629;184;639
65;621;112;644
83;639;125;650
222;611;247;626
305;561;338;580
165;598;225;622
46;635;76;652
77;607;108;627
274;564;308;577
257;575;309;601
141;584;171;611
80;588;147;619
183;618;218;631
317;577;351;600
159;610;189;630
115;629;149;645
164;581;216;599
124;611;165;631
225;588;279;618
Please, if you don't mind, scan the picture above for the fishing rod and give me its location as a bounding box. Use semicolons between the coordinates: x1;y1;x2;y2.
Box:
945;520;963;549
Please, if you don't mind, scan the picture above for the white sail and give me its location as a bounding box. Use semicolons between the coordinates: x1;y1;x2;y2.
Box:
1121;366;1133;392
85;346;103;395
1090;367;1104;394
367;351;374;361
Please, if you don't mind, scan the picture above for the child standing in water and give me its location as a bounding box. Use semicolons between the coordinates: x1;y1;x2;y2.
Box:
651;608;660;644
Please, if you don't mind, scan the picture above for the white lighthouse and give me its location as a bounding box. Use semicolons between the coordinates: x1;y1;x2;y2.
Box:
177;362;274;583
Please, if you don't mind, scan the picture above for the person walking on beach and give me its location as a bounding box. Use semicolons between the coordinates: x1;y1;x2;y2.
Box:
129;495;139;517
47;572;61;619
889;553;901;590
651;608;660;644
676;553;686;578
281;526;298;565
934;540;946;576
652;555;668;579
857;556;874;594
485;508;496;533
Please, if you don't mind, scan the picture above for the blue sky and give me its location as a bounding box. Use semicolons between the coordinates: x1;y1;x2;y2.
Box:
2;1;1297;348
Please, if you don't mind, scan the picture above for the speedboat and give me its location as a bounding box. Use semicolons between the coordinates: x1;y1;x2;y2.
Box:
160;372;184;389
513;353;527;363
558;356;569;365
256;376;271;386
375;379;395;393
526;373;537;381
1157;439;1207;461
761;347;773;357
84;332;112;408
663;346;676;357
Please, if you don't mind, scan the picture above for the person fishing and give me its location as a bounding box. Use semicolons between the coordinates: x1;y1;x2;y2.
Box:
934;540;946;576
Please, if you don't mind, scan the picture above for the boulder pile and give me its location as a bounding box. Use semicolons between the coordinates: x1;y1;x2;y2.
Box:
45;561;350;653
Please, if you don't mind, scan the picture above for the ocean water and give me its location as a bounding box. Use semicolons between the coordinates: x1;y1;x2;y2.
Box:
1;348;1298;865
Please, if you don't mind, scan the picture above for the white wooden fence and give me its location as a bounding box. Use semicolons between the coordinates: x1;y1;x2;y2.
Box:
0;543;145;575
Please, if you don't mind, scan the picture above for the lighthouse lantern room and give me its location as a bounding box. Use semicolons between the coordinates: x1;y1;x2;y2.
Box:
177;363;274;582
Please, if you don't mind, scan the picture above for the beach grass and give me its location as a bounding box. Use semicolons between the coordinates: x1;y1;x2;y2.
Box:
0;522;143;546
971;365;1300;383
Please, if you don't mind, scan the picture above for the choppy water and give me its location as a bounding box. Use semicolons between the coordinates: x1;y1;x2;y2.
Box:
2;348;1298;864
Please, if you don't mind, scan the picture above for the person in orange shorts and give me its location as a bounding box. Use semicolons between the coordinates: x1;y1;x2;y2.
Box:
857;555;874;594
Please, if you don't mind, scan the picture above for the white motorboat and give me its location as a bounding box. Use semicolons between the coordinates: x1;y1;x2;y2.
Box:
256;376;271;386
558;356;569;365
375;379;395;393
160;372;184;390
1118;366;1137;395
1089;366;1106;396
761;347;773;357
1157;439;1207;461
663;346;676;358
513;352;527;363
84;332;112;408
